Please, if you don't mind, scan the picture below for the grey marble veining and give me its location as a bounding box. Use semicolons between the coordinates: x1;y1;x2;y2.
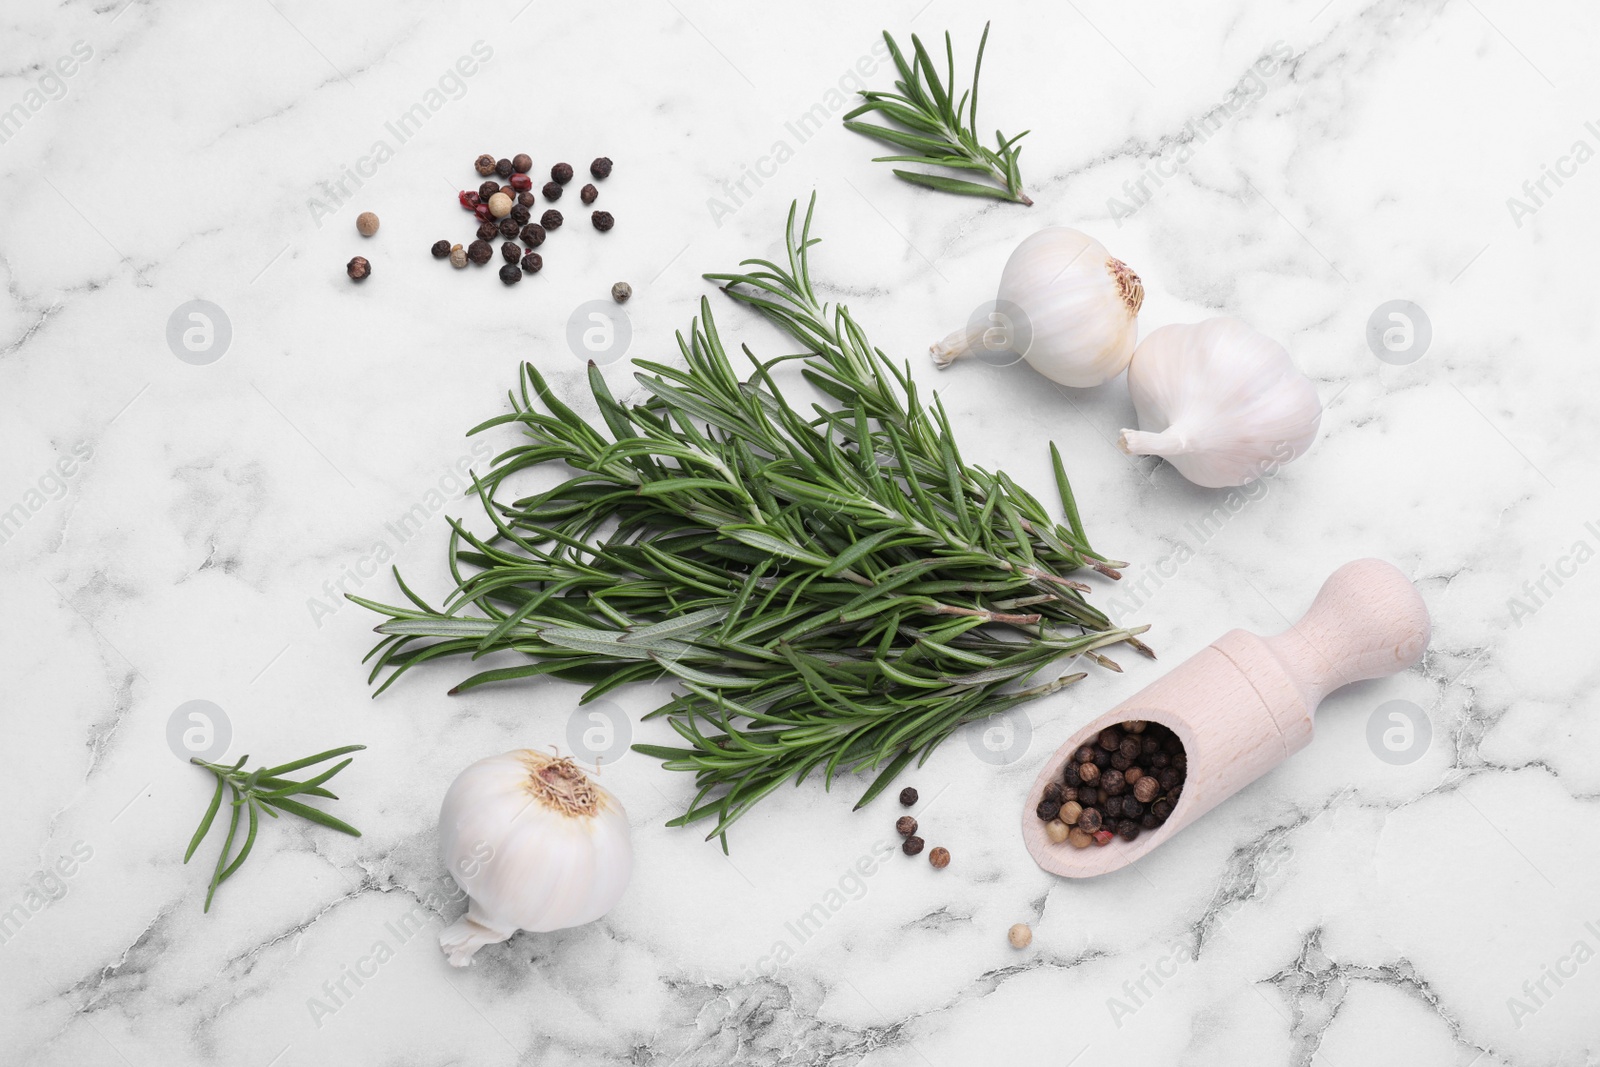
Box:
3;0;1597;1064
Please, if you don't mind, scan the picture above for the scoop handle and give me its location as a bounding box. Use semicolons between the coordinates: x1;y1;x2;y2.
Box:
1262;558;1430;711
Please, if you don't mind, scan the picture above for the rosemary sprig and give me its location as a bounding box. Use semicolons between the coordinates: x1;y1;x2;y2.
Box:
352;197;1141;848
185;746;364;912
843;22;1031;205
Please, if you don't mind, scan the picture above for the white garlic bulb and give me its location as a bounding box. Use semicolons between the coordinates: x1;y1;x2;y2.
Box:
1117;317;1322;488
437;749;632;967
931;227;1144;388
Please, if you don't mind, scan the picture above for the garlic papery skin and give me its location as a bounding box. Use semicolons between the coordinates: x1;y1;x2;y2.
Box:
437;749;632;967
1117;317;1322;489
931;227;1143;388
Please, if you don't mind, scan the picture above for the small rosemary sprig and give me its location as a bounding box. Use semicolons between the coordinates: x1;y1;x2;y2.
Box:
184;746;364;912
844;22;1031;205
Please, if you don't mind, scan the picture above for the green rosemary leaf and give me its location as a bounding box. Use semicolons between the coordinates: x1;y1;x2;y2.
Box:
204;787;243;912
260;745;367;778
264;796;362;837
184;773;225;864
889;169;1022;201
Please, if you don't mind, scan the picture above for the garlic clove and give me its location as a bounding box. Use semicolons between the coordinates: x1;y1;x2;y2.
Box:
1117;317;1322;488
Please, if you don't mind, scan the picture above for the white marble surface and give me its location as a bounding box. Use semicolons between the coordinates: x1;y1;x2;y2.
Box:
3;0;1598;1063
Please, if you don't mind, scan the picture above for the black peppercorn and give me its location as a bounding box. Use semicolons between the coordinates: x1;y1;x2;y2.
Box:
1118;737;1141;760
541;209;563;230
511;204;531;226
591;210;614;232
345;256;370;281
1077;762;1100;784
517;191;536;209
479;180;500;200
1158;769;1180;791
1172;754;1187;771
1077;807;1103;833
1123;799;1144;818
1142;813;1160;830
520;252;542;273
466;240;493;265
520;224;546;247
512;153;532;174
1098;727;1122;751
1093;749;1111;768
1151;753;1170;769
551;161;573;184
1042;781;1062;803
474;153;496;176
1060;786;1079;804
501;241;521;263
899;786;918;806
542;181;563;201
1151;799;1174;821
1036;798;1060;821
1116;819;1140;842
497;262;521;285
1074;746;1097;765
928;847;950;869
430;239;451;258
476;221;499;241
1062;763;1081;787
902;835;925;856
590;156;612;179
580;183;598;204
896;815;917;836
497;217;520;239
1142;737;1161;757
495;157;513;178
1110;752;1133;771
1124;720;1147;734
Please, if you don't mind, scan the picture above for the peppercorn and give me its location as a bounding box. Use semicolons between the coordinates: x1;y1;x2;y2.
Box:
449;243;467;268
1123;800;1145;818
1042;781;1063;804
345;256;370;281
1125;720;1147;734
1059;800;1083;826
1045;819;1070;844
541;209;563;230
611;281;631;303
1104;796;1124;818
542;181;563;201
430;239;451;258
551;161;574;184
1092;749;1111;768
355;211;379;236
488;193;513;219
509;173;533;193
1158;769;1180;791
477;221;499;241
1074;746;1096;765
1124;767;1143;785
497;263;521;285
1059;786;1079;804
1151;752;1170;768
1134;776;1159;803
520;224;546;247
511;205;531;226
520;252;543;274
1101;769;1126;796
1110;753;1133;772
1116;819;1140;841
896;815;917;836
591;210;614;232
1062;763;1082;787
1118;737;1142;760
1077;807;1103;833
474;153;496;176
1077;762;1100;784
479;180;501;200
1036;798;1060;821
498;217;520;238
1092;829;1115;846
1172;754;1188;771
517;191;536;209
459;190;481;210
1067;827;1094;849
495;157;513;178
1151;799;1173;820
473;203;492;222
1143;738;1162;757
501;241;521;263
1098;727;1122;751
928;847;950;869
590;156;612;179
902;835;924;856
580;183;598;205
1008;923;1032;949
466;240;493;265
899;786;918;806
512;152;532;174
1141;813;1160;830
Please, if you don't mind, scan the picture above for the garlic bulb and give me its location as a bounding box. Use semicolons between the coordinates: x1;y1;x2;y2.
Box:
1117;317;1322;488
931;227;1143;388
437;749;632;967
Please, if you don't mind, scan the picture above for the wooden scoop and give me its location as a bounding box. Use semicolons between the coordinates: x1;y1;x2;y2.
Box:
1022;558;1430;878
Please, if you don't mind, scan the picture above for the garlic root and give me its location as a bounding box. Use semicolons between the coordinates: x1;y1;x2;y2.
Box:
1117;428;1192;458
439;911;518;969
930;320;1001;368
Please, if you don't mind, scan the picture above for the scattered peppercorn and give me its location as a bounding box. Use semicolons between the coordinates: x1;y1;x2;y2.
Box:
590;156;612;179
512;152;532;174
520;252;543;273
580;183;598;204
551;162;573;184
1008;923;1032;949
899;787;918;806
902;835;924;856
520;224;546;247
516;191;535;210
497;263;521;285
477;221;499;241
356;211;379;236
466;240;493;265
542;181;563;200
488;193;513;219
479;180;501;200
611;281;631;303
591;210;614;232
541;209;563;230
509;173;533;194
345;256;370;281
928;847;950;869
501;241;522;263
497;217;520;238
475;154;497;176
430;239;451;258
449;243;467;268
495;157;513;178
896;815;917;836
511;204;531;226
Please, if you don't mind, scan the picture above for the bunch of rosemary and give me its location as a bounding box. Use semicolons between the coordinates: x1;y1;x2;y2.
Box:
353;198;1144;848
